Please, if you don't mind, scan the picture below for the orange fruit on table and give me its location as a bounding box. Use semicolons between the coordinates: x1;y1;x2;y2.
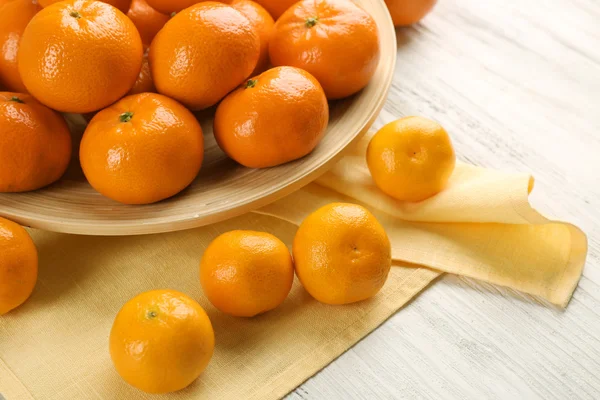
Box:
128;49;155;94
385;0;436;26
293;203;392;305
252;0;297;19
80;93;204;205
214;66;329;168
231;0;275;75
38;0;132;13
0;217;38;315
269;0;380;100
367;116;456;202
126;0;169;46
0;0;40;92
0;93;72;192
150;2;260;110
18;0;143;113
200;230;294;317
110;289;214;393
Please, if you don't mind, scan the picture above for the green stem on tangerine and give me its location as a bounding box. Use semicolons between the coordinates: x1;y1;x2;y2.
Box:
119;111;134;123
170;11;177;17
9;96;23;103
147;310;158;319
245;79;258;88
305;17;318;28
69;10;81;19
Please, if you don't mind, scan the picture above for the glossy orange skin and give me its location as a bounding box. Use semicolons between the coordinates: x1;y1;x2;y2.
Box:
39;0;131;13
80;93;204;205
144;0;227;17
270;0;380;100
110;290;215;393
293;203;391;305
128;50;155;94
385;0;436;26
231;0;274;75
214;66;328;168
0;217;38;315
366;116;456;202
18;0;143;113
0;93;72;192
127;0;169;46
200;230;294;317
0;0;40;92
150;2;260;110
253;0;297;19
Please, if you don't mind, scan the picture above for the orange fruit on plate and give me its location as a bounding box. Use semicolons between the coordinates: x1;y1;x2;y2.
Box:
0;93;72;192
252;0;297;19
80;93;204;204
0;0;40;92
150;2;260;110
231;0;274;75
367;116;456;202
200;230;294;317
293;203;391;305
385;0;436;26
128;50;155;94
38;0;132;13
0;217;38;315
110;289;214;393
214;66;328;168
126;0;169;45
18;0;143;113
269;0;380;99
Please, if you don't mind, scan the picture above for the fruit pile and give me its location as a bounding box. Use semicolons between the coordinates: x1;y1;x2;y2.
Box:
0;0;387;204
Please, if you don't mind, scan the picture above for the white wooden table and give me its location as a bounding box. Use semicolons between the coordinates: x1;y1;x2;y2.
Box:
290;0;600;398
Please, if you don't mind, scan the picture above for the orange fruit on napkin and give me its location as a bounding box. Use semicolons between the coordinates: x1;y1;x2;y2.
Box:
269;0;380;99
126;0;169;45
231;0;275;75
293;203;392;305
0;0;40;92
149;2;260;110
80;93;204;204
18;0;143;113
200;230;294;317
214;66;329;168
0;93;72;192
38;0;131;13
252;0;297;19
128;49;155;94
367;116;456;202
110;289;215;393
385;0;436;26
0;217;38;315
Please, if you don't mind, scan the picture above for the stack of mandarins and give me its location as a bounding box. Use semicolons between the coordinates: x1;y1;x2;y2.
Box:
0;0;384;205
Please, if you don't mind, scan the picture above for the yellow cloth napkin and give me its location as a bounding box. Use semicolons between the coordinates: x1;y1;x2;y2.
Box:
0;133;587;399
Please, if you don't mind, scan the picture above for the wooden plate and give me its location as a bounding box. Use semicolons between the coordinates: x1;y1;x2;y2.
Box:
0;0;396;235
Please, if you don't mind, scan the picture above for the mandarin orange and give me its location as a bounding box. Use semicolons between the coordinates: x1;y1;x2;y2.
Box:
110;289;214;393
149;2;260;110
18;0;143;113
0;0;40;92
0;92;72;192
269;0;380;99
80;93;204;204
200;230;294;317
214;66;329;168
0;217;38;315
